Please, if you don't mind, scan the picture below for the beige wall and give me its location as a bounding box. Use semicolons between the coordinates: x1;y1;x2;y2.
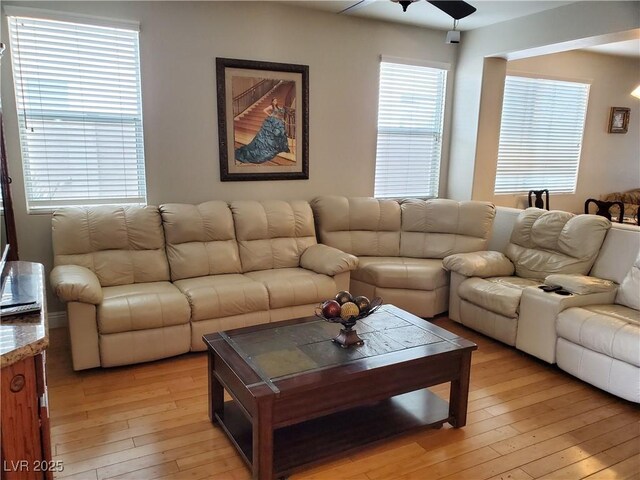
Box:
448;1;640;201
0;1;457;315
472;50;640;212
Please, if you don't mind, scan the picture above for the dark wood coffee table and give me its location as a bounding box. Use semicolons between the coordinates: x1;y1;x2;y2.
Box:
203;305;476;480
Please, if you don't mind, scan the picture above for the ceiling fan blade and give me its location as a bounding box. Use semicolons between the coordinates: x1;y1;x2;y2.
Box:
338;0;378;14
427;1;476;19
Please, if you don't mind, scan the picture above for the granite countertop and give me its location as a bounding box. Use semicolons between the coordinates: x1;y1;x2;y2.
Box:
0;262;48;368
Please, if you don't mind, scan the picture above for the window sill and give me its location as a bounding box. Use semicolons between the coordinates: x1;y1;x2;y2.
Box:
27;202;147;215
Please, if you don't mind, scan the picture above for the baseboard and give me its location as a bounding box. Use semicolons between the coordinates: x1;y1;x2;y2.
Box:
48;310;68;328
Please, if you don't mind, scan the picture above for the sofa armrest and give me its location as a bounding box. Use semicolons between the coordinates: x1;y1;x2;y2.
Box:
50;265;103;305
300;244;358;276
545;274;617;295
443;251;514;278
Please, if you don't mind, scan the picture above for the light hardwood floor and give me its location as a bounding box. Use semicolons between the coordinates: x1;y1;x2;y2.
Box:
46;318;640;480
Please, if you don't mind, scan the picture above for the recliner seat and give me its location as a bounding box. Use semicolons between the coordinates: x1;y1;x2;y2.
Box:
445;208;611;346
555;252;640;402
50;205;192;369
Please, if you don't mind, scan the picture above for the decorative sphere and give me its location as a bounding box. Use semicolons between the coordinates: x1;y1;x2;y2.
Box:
335;291;353;305
321;300;341;318
353;295;371;314
340;302;360;320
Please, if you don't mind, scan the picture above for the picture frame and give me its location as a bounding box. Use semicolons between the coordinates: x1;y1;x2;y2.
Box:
608;107;630;134
216;57;309;181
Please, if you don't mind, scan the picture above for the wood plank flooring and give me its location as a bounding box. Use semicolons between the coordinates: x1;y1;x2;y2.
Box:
46;318;640;480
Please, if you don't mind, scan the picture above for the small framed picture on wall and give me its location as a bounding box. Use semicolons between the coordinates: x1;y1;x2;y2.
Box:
608;107;630;134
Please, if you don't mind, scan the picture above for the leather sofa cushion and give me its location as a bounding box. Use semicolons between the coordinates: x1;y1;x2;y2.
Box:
160;202;242;281
400;199;495;258
505;209;610;280
616;253;640;310
311;196;401;257
53;205;170;286
352;257;448;291
458;276;540;318
590;224;640;285
557;305;640;367
586;304;640;325
174;274;268;321
231;201;317;272
245;268;336;309
98;282;191;334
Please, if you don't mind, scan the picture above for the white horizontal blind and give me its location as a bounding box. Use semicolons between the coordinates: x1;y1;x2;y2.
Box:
495;75;589;195
374;61;446;198
8;15;146;211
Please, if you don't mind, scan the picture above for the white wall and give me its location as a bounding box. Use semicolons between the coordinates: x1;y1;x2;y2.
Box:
473;50;640;212
0;1;457;314
448;1;640;201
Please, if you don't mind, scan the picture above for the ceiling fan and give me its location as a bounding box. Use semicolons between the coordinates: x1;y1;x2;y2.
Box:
340;0;477;20
395;0;475;19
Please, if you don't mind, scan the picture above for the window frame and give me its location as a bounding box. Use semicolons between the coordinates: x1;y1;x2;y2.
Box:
5;7;147;214
494;73;591;196
373;56;449;200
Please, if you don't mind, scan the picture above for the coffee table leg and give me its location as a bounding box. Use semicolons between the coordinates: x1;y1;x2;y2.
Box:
253;399;274;480
208;351;224;424
449;350;472;428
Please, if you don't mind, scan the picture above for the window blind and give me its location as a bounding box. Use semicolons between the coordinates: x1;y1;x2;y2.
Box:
8;15;146;211
495;75;589;195
374;61;447;199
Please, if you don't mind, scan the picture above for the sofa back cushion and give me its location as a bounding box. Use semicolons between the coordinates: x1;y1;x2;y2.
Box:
590;224;640;284
400;199;495;258
160;202;242;281
311;196;401;257
52;205;170;287
505;208;611;280
231;200;317;272
616;252;640;310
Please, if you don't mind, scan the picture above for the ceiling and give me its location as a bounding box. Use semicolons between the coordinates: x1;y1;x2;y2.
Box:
284;1;638;59
284;0;575;31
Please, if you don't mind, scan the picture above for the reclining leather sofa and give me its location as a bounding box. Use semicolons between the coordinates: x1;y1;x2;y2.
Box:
444;208;611;346
50;200;357;370
445;208;640;402
311;196;496;318
555;251;639;403
513;223;640;403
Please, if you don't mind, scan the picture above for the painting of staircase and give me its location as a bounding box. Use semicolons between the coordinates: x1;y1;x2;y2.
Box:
233;81;296;166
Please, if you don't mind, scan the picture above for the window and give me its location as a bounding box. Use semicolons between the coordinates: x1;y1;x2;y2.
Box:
374;60;447;198
494;75;590;195
7;13;146;212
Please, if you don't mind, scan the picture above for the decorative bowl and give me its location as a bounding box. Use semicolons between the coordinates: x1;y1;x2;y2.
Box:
315;297;383;348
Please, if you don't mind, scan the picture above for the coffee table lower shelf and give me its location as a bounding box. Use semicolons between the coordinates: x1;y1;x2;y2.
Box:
214;388;451;478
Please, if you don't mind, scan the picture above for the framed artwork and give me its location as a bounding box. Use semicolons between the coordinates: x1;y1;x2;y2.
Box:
216;57;309;181
608;107;630;134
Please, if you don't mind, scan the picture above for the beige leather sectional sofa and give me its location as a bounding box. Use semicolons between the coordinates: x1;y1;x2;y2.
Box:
50;200;357;370
49;197;639;403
